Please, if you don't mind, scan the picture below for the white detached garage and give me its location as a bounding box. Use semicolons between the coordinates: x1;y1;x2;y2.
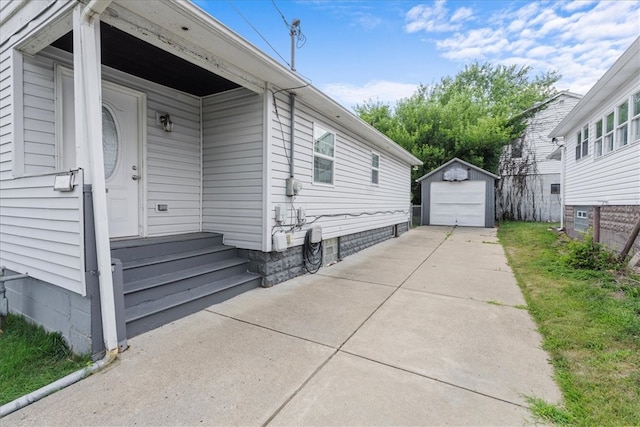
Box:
417;158;498;228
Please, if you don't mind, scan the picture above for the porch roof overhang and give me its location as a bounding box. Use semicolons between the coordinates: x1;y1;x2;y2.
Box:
17;0;421;167
114;0;422;166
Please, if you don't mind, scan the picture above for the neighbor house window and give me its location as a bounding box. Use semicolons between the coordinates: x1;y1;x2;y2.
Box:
575;125;588;160
617;100;628;147
371;152;380;185
575;208;589;232
313;123;335;184
511;137;523;158
605;112;614;153
632;92;640;142
594;119;603;157
550;183;560;194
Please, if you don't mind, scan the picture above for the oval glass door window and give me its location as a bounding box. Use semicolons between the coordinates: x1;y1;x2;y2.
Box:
102;106;119;179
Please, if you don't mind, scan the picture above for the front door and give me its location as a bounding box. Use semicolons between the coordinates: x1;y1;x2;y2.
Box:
101;84;140;238
60;72;141;238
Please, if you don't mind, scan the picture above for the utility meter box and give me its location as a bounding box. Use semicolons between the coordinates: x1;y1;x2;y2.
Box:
286;177;302;196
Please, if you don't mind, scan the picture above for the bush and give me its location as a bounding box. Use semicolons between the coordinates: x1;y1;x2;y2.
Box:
565;231;621;271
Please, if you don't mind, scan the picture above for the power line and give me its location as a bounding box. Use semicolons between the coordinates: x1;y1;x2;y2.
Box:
225;0;290;67
271;0;290;28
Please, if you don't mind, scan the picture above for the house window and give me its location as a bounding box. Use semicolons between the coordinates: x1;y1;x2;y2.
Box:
575;208;589;232
594;119;603;157
313;123;335;185
632;92;640;142
604;112;614;153
511;137;523;158
617;100;628;147
575;125;588;160
371;152;380;185
550;183;560;194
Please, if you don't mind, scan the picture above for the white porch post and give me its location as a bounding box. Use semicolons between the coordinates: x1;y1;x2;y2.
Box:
73;3;118;353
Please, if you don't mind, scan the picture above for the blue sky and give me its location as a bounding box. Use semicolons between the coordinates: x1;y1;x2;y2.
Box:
193;0;639;110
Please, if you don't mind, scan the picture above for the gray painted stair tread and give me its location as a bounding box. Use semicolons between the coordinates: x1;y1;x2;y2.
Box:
124;258;248;294
110;232;222;249
122;246;233;269
125;272;261;322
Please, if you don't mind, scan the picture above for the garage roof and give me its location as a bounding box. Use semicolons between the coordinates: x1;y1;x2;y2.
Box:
415;157;499;183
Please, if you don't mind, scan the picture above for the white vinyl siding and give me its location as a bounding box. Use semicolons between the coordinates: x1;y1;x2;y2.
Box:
565;77;640;206
270;92;410;247
0;49;13;181
0;172;85;295
202;88;264;250
144;85;201;236
22;54;56;174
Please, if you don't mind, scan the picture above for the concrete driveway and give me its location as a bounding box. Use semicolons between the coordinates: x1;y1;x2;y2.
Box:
4;226;561;426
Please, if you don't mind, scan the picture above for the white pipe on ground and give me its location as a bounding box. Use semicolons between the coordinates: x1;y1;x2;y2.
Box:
0;350;117;418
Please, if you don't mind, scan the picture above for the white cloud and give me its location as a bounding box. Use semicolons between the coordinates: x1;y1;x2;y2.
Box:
404;0;473;33
321;80;418;109
409;0;640;96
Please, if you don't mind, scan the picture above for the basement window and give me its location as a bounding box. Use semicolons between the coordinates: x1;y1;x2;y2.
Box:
575;208;589;232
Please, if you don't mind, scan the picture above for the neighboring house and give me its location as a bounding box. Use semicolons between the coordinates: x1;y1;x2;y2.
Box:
0;0;421;357
497;91;582;222
549;37;640;256
416;158;498;228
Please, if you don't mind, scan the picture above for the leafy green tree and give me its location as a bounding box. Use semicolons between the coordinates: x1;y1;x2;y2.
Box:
356;62;560;203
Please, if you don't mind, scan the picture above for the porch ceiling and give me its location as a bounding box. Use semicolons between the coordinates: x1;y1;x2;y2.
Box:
51;23;241;97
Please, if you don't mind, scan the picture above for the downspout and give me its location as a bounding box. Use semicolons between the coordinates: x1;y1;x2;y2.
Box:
289;93;296;177
76;0;118;357
560;142;566;230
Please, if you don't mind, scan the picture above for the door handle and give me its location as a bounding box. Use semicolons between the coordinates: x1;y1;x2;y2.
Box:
132;175;140;181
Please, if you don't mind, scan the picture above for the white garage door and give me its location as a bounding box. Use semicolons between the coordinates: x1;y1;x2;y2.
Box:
430;181;486;227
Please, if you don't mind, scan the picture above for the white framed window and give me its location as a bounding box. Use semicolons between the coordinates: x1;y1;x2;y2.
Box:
616;100;629;147
313;123;335;185
371;152;380;185
632;91;640;142
594;119;603;157
575;125;588;160
604;112;614;153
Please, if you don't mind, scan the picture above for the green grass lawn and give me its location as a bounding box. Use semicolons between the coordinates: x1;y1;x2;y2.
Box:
0;314;90;406
498;222;640;426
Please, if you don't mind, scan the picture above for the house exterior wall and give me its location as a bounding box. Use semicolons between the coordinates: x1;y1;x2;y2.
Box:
497;92;581;221
419;160;496;227
202;88;264;250
268;92;411;250
21;46;203;237
4;270;94;355
563;205;640;255
564;78;640;207
559;47;640;256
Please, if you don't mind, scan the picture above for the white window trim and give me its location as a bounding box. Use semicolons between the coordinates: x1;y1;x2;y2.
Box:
312;122;336;186
371;151;380;185
631;91;640;143
575;125;589;160
594;119;603;158
604;111;615;154
616;100;629;148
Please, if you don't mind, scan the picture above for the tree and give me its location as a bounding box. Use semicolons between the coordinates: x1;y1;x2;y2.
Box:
356;62;560;203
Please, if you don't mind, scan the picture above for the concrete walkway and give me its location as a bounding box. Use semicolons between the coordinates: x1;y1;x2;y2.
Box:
4;226;561;426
